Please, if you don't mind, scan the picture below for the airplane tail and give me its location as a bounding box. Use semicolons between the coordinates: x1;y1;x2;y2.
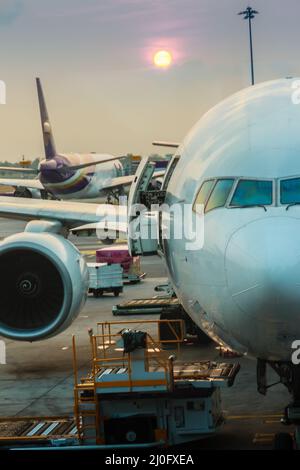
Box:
36;77;56;159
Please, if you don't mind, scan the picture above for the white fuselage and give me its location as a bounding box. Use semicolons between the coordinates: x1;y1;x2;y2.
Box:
163;78;300;362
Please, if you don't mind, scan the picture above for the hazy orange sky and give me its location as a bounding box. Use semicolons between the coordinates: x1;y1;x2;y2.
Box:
0;0;299;161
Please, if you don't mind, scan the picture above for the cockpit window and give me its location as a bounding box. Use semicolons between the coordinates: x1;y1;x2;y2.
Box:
230;180;273;207
193;179;215;213
280;178;300;204
205;179;234;213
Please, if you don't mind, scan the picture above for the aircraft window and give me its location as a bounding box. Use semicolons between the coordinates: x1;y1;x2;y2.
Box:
280;178;300;204
193;180;215;213
205;179;234;213
230;180;273;206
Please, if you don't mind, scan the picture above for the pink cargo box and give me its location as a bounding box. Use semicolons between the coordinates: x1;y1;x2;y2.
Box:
96;244;133;273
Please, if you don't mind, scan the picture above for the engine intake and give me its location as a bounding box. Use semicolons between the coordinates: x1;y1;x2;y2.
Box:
0;232;88;341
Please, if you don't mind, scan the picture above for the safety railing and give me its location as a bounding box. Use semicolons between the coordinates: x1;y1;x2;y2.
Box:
95;319;185;354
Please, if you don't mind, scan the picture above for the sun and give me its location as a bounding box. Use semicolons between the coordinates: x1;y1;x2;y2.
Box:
153;50;172;68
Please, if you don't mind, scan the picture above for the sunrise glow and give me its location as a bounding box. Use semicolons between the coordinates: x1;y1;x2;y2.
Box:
153;50;172;68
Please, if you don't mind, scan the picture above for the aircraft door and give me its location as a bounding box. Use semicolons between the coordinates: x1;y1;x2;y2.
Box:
127;157;159;256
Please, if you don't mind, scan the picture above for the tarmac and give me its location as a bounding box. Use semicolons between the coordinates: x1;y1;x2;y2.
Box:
0;218;294;450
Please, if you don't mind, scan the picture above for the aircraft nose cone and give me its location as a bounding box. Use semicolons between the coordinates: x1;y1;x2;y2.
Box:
225;217;300;358
226;217;300;315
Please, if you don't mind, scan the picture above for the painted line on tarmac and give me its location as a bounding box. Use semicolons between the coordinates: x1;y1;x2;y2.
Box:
253;433;274;444
227;414;282;420
253;432;293;445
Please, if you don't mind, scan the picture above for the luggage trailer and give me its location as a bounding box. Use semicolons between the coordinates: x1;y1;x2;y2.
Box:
87;262;123;298
73;319;240;448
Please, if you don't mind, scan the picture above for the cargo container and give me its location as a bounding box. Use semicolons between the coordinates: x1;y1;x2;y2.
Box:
96;244;142;283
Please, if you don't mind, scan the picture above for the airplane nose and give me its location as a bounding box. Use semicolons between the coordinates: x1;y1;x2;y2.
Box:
225;217;300;358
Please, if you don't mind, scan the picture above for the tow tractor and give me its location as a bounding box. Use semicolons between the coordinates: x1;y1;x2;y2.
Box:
0;320;239;449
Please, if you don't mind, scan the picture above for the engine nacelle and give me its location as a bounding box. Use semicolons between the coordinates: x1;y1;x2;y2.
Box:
13;187;44;199
0;232;89;341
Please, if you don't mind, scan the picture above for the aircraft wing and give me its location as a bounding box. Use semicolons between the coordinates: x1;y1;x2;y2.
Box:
0;178;44;190
101;170;166;191
152;141;180;148
0;167;39;174
102;174;135;190
71;221;128;239
70;155;126;171
0;196;127;229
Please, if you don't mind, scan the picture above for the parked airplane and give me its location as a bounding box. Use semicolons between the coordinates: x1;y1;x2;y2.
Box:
1;78;300;447
0;78;138;202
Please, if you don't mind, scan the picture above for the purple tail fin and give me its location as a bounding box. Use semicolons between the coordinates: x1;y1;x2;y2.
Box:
36;77;56;159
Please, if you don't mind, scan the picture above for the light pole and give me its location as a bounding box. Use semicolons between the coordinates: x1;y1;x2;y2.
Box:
238;6;259;85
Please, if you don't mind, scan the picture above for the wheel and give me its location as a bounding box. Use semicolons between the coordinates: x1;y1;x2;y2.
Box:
93;290;103;298
114;290;120;297
273;432;294;450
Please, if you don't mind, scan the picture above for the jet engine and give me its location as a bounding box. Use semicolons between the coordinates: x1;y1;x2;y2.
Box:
13;187;50;199
0;231;89;341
